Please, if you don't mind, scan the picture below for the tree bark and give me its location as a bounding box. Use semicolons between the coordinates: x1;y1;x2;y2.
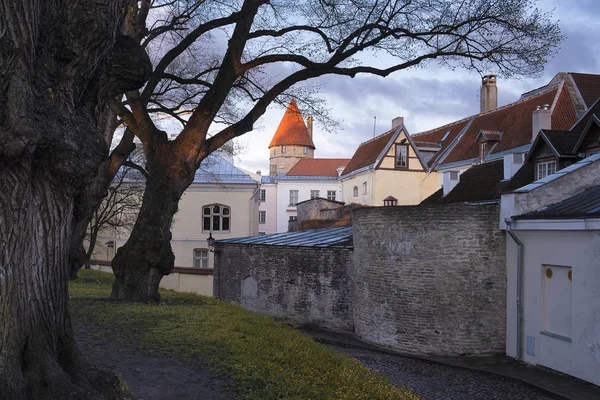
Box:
0;164;125;400
110;142;194;302
0;0;150;397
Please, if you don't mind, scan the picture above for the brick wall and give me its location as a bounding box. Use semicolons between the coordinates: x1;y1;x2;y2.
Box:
352;204;506;355
214;244;354;332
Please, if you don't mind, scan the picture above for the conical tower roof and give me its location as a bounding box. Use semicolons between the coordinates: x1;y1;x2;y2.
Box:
269;99;316;149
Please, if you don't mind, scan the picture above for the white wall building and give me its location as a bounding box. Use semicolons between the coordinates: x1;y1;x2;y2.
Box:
502;153;600;387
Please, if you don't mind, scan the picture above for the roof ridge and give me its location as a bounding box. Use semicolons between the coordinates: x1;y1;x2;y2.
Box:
411;116;474;137
356;128;395;147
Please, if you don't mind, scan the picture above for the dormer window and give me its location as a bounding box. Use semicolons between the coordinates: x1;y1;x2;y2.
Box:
479;142;487;161
536;160;557;180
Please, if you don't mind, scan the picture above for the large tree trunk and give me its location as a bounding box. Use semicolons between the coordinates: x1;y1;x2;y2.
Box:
111;143;194;302
0;165;125;399
0;1;150;397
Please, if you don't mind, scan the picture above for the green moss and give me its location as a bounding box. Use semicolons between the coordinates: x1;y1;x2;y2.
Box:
70;269;419;400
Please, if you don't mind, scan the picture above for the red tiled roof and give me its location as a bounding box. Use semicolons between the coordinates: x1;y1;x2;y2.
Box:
441;85;579;164
341;129;395;175
570;73;600;108
269;99;316;148
411;118;472;166
286;158;350;177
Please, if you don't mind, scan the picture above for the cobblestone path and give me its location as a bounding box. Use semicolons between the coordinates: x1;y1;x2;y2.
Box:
330;345;557;400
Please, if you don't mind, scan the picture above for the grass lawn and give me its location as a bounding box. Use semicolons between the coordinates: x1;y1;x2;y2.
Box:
69;269;419;400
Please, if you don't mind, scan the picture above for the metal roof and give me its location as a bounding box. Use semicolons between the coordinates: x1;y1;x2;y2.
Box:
515;185;600;220
193;154;257;184
215;226;353;249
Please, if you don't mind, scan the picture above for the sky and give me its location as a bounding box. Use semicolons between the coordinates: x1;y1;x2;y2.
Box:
219;0;600;175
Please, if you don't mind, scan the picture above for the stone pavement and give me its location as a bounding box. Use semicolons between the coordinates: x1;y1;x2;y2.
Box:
300;327;600;400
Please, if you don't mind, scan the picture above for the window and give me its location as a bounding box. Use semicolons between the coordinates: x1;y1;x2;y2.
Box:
269;164;277;176
536;160;557;180
327;190;336;201
362;182;367;195
441;130;451;142
193;249;209;269
259;210;266;224
395;144;408;168
479;142;487;160
450;171;459;180
310;190;320;199
353;186;358;197
260;189;266;202
303;146;307;154
202;204;230;232
282;145;286;153
289;190;299;205
258;232;266;235
289;216;297;221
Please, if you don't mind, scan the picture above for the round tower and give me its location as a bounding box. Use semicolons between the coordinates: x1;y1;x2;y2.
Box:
268;99;316;176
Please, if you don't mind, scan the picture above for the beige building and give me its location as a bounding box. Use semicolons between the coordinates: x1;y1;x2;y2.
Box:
340;117;439;206
92;153;260;296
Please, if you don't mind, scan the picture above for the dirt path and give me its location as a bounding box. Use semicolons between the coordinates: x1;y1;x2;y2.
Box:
76;327;237;400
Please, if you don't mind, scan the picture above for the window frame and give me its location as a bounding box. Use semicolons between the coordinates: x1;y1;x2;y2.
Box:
282;145;286;153
193;248;209;269
327;190;336;201
353;186;358;197
310;190;320;199
289;190;299;205
259;189;266;202
202;204;231;232
395;144;409;169
259;210;266;224
362;182;367;195
536;159;557;180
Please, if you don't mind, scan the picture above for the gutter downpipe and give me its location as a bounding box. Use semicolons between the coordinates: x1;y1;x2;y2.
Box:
505;218;523;361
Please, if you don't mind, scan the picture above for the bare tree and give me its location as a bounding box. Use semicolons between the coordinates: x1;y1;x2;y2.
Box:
84;166;145;272
106;0;562;302
0;1;151;398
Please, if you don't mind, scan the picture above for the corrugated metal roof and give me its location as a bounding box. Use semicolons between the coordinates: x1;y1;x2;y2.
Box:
515;185;600;220
216;226;353;249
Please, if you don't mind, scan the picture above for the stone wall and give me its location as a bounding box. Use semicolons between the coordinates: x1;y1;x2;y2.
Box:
296;198;344;222
214;244;354;332
352;204;506;355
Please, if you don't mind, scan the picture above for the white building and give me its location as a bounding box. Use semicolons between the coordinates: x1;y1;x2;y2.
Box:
259;99;349;233
500;107;600;386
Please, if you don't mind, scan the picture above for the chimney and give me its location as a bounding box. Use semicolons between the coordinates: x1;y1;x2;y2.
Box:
443;170;460;196
503;153;525;180
306;116;313;139
532;104;551;141
392;116;404;129
480;75;498;112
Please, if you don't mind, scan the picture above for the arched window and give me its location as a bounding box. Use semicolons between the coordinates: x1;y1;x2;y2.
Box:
353;186;358;197
203;204;230;232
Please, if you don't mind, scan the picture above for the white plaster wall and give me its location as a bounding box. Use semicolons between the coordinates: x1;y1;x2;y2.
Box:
258;183;277;234
506;229;600;386
275;179;342;232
